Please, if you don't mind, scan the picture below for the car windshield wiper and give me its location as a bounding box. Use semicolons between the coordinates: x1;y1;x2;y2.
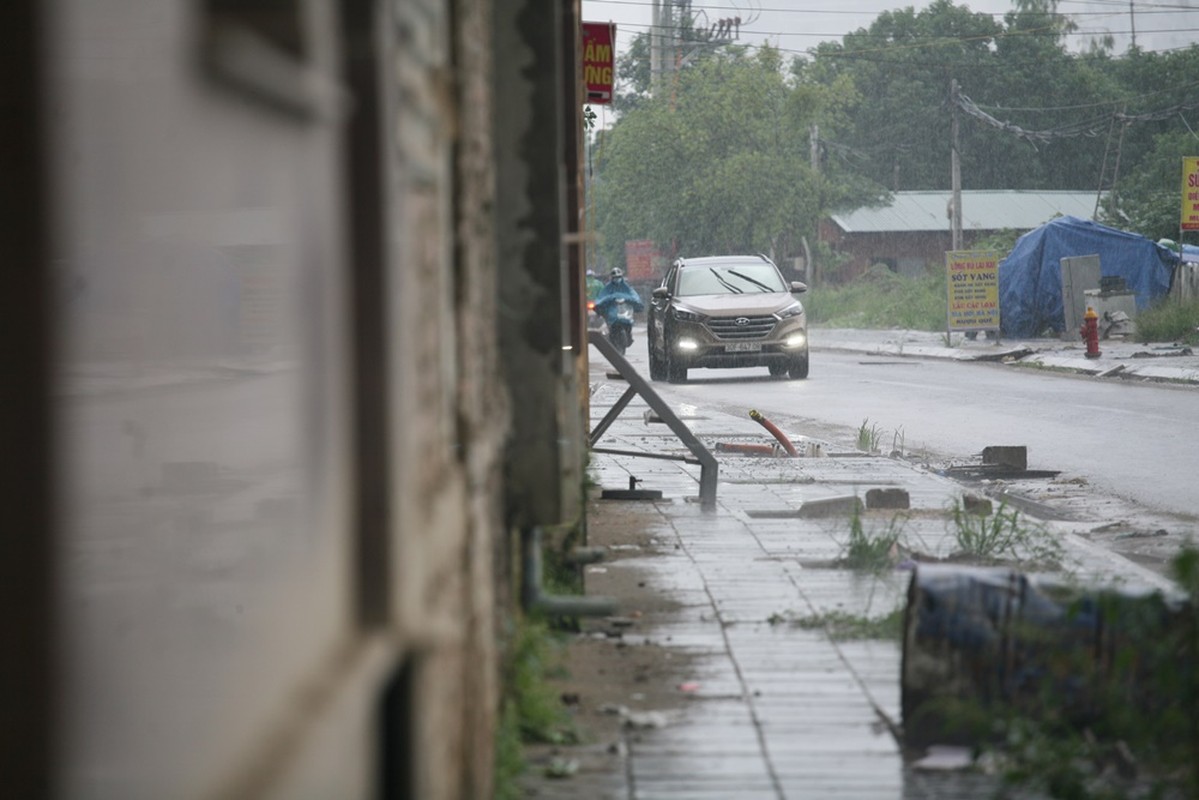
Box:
709;268;743;293
726;270;777;293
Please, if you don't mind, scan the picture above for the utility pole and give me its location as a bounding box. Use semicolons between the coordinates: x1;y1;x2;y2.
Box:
1129;0;1137;49
662;0;675;95
810;124;819;172
650;0;661;97
950;79;962;252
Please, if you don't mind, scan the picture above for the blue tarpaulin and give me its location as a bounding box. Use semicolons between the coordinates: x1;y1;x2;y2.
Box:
999;216;1178;337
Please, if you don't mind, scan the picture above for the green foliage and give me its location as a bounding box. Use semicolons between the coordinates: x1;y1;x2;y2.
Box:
1134;298;1199;345
494;617;579;799
800;4;1198;203
843;503;907;572
948;498;1063;566
601;6;1199;278
1102;127;1199;242
492;699;526;800
856;418;883;453
595;44;878;267
971;228;1024;259
506;618;576;745
805;265;947;330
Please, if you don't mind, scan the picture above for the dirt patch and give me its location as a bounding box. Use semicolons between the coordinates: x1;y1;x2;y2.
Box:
518;497;699;796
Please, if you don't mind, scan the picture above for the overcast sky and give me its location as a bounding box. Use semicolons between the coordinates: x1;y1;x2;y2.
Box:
582;0;1199;66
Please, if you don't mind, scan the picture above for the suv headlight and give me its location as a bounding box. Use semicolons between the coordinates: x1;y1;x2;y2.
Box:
774;301;805;320
672;305;705;322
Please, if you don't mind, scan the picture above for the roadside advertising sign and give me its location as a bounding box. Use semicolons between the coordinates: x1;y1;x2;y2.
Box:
945;250;1001;332
1181;157;1199;231
582;22;616;105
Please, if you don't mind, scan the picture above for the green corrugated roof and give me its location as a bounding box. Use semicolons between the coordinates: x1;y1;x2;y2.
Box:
829;190;1099;234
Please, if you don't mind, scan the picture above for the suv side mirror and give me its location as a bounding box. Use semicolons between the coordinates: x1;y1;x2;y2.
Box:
652;286;671;300
790;281;808;294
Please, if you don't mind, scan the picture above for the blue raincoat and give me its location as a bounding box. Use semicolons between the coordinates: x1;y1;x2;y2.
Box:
594;278;644;326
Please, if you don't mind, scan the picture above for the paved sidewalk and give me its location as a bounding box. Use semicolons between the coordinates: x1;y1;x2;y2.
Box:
813;328;1199;385
552;339;1179;800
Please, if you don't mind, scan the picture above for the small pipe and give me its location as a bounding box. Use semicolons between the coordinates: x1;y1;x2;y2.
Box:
748;409;799;457
565;547;607;565
521;528;617;617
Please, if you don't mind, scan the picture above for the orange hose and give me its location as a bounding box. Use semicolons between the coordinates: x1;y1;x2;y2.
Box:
748;409;799;457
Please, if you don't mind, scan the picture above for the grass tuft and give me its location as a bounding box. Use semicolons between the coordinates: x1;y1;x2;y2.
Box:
1135;297;1199;345
856;418;883;453
948;498;1063;567
842;504;906;572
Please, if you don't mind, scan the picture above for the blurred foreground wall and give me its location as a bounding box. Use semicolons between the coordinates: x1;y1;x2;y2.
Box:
1;0;585;797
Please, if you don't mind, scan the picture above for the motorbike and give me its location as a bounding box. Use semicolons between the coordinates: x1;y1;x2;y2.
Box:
587;300;606;333
606;297;635;355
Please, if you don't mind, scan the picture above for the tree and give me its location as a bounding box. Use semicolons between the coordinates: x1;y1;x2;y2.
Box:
594;46;880;268
1101;130;1199;242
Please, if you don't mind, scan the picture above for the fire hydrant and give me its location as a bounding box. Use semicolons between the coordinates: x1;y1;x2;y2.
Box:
1081;306;1101;359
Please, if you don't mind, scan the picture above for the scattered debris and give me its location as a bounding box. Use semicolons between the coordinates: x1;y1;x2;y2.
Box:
677;682;701;693
623;711;669;730
1114;529;1169;540
1131;346;1194;358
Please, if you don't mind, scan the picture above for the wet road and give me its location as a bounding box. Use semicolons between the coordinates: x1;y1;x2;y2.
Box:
623;337;1199;519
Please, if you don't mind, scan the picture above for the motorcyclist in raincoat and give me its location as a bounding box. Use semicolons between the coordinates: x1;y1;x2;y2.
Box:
594;268;644;327
594;268;644;354
585;269;604;301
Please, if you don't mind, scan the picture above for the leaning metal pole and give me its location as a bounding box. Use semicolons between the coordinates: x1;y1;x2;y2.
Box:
588;331;718;510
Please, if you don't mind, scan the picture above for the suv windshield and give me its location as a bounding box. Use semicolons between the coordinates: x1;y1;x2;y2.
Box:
676;263;786;296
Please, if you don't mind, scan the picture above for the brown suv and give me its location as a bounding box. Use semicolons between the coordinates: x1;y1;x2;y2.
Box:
647;255;809;383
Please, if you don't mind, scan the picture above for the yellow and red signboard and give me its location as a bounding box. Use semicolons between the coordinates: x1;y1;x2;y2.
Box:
946;251;1001;332
1181;157;1199;231
582;22;615;105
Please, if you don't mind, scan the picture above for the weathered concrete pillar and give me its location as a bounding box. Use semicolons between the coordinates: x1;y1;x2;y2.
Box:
492;0;584;529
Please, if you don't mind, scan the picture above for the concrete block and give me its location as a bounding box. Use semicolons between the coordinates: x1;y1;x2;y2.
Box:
865;488;910;510
982;446;1027;470
797;495;863;518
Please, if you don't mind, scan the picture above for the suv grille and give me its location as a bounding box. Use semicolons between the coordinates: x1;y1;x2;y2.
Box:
706;314;777;340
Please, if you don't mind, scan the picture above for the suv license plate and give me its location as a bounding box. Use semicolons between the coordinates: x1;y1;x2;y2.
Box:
725;342;761;353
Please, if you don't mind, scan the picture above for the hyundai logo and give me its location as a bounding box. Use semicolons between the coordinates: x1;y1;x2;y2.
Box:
734;317;750;326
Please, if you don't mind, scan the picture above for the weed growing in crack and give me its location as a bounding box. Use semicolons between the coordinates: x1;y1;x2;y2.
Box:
494;617;580;799
790;607;905;641
891;427;906;457
948;498;1063;567
843;504;908;572
856;418;883;453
